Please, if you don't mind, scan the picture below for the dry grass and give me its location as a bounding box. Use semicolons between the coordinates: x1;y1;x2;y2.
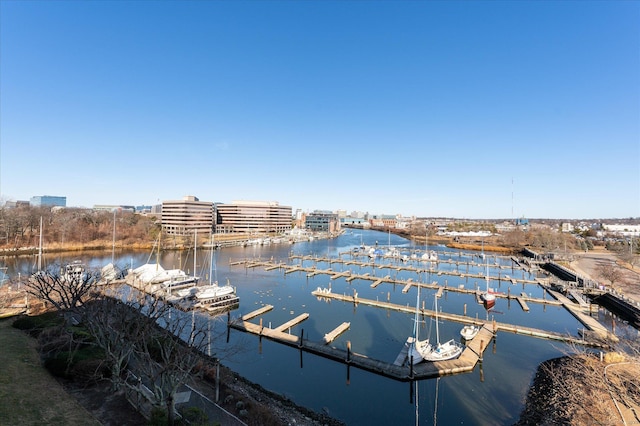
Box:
0;318;101;425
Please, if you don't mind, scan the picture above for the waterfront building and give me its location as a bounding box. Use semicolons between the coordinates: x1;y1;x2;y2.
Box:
340;216;368;227
162;196;214;236
305;211;341;233
30;195;66;207
369;214;397;228
215;200;292;234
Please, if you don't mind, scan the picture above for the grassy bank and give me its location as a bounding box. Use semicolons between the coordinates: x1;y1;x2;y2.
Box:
0;318;101;425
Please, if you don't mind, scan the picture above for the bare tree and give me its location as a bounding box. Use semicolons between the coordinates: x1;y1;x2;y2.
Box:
25;264;99;316
502;228;526;248
133;309;211;426
82;287;167;391
596;263;624;288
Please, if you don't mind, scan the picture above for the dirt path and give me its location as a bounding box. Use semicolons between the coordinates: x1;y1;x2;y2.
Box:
570;250;640;304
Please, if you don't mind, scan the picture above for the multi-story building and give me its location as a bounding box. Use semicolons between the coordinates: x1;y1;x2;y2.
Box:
305;211;341;233
30;195;66;207
215;201;292;234
162;196;214;236
369;214;397;228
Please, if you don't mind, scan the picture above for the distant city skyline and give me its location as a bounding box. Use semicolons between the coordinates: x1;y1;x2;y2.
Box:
1;1;638;219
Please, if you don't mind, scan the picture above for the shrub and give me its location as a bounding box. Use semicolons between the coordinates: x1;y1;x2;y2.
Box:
12;312;63;336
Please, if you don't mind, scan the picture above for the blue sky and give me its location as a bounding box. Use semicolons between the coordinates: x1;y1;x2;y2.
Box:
1;1;638;219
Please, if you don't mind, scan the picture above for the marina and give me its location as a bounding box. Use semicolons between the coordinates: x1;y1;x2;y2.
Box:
2;229;636;425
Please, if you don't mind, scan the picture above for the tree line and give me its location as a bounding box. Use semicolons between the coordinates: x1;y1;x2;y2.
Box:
0;205;158;250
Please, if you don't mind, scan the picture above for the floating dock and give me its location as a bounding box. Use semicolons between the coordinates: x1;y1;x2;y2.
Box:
310;288;614;345
229;306;497;381
324;322;351;344
233;259;559;307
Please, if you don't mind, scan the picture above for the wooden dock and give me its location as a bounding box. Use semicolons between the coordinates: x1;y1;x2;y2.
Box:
242;304;274;321
547;289;614;341
285;255;539;286
229;306;496;381
232;259;559;307
274;313;309;332
310;288;614;346
324;322;351;344
517;293;530;311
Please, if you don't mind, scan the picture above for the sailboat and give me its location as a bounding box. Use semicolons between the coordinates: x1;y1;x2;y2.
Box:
480;257;496;309
192;234;238;311
422;294;463;362
407;284;432;365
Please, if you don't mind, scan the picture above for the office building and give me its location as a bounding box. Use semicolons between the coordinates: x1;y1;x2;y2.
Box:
30;195;66;207
215;201;292;234
305;211;341;233
162;196;214;236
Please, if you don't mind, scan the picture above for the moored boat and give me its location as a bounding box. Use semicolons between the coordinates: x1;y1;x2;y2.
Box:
460;324;480;340
422;294;463;362
480;258;496;309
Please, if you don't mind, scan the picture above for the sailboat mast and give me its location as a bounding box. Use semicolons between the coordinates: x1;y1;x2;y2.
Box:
209;233;214;285
434;294;440;345
38;216;43;271
112;210;116;264
413;278;421;341
194;229;197;277
486;258;489;292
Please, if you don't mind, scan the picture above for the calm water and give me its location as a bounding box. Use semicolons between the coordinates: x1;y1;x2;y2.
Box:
2;230;633;425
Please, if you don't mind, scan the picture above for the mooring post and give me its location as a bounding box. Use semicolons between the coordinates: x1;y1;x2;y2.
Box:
479;340;484;362
346;365;350;385
464;303;467;316
346;341;351;363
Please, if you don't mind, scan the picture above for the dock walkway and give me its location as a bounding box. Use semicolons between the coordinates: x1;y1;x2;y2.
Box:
311;289;614;345
229;306;496;381
232;259;559;307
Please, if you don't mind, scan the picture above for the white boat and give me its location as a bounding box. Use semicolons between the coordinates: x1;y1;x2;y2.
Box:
195;281;235;302
420;250;438;261
193;235;239;310
422;294;462;362
407;283;432;365
63;260;85;283
460;324;479;340
161;273;199;290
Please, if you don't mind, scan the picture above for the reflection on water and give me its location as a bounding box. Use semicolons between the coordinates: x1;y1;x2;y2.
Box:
3;229;636;425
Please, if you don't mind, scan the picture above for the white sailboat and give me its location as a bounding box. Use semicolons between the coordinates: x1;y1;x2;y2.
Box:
422;294;463;362
192;234;237;309
407;283;432;365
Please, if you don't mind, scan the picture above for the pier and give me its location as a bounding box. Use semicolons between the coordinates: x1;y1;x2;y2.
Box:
229;306;497;381
226;254;618;384
232;259;562;307
310;288;614;345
